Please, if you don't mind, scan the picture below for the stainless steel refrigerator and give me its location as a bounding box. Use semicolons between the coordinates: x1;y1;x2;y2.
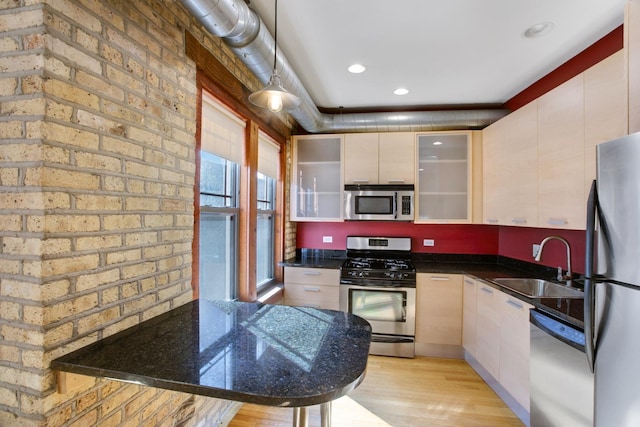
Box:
585;131;640;426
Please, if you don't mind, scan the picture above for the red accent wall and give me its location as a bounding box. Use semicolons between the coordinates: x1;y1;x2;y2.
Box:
296;222;586;273
296;222;499;254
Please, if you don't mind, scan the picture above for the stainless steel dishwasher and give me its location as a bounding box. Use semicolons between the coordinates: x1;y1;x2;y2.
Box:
529;310;593;427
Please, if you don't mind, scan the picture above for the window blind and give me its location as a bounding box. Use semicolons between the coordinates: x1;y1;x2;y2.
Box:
201;91;245;163
258;131;280;179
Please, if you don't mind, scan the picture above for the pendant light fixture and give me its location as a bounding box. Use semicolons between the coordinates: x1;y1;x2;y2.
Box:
248;0;301;113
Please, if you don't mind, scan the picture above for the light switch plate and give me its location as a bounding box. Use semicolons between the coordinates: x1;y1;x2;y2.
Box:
322;236;333;243
423;239;435;247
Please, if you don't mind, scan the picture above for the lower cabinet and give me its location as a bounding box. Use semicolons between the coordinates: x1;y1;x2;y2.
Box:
498;291;533;411
463;276;533;418
462;276;478;356
283;267;340;310
415;273;463;358
474;280;501;378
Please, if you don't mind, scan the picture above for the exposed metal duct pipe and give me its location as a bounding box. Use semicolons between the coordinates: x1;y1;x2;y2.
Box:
180;0;508;133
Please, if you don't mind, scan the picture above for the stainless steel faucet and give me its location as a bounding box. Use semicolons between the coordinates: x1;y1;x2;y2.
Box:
534;235;572;282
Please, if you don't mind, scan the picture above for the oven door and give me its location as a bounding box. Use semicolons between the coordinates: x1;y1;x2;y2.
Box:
339;285;416;336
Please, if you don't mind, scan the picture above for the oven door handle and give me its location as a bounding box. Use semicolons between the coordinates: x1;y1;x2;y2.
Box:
371;334;414;344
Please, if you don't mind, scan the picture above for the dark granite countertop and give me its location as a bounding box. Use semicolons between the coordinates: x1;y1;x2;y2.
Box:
281;253;585;328
51;300;372;407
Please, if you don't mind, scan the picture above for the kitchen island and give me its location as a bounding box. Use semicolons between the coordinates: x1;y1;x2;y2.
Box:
51;300;372;427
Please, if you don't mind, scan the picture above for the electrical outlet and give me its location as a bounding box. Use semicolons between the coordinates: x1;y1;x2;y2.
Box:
322;236;333;243
532;244;541;258
423;239;435;247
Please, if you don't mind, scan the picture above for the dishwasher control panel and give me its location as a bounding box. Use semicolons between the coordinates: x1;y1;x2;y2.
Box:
530;310;585;349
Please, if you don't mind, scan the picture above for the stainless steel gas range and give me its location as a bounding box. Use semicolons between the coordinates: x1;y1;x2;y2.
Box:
339;236;416;358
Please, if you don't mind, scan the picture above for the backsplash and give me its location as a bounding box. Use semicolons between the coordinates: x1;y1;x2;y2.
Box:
295;222;586;273
499;226;586;274
296;222;500;254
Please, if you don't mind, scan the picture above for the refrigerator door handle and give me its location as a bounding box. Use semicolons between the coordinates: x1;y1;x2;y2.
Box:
584;179;597;373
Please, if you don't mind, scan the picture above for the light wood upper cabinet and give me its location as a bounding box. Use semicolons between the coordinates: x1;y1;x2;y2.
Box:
537;74;585;230
415;273;463;358
584;50;627;197
482;119;507;225
344;132;415;185
628;0;640;134
291;134;344;221
483;49;627;231
482;102;538;227
344;133;379;184
378;132;415;184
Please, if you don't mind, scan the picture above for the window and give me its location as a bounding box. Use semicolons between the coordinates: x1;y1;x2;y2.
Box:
199;93;245;301
196;89;284;302
256;132;280;289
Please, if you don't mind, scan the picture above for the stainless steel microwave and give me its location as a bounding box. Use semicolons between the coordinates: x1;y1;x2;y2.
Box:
344;185;414;221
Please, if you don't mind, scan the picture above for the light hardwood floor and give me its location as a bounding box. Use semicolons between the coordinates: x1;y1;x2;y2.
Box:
229;355;524;427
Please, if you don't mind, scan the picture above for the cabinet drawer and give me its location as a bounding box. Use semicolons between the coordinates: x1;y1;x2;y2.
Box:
284;283;339;304
284;267;340;286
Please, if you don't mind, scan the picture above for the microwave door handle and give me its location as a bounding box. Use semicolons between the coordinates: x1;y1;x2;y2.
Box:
393;192;398;219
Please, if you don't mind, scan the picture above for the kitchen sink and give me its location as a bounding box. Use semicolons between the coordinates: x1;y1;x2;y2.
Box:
491;278;584;299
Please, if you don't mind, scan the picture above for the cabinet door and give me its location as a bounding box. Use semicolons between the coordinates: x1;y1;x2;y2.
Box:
475;283;500;379
537;75;585;230
498;292;533;411
504;102;538;227
415;273;463;358
291;135;343;221
584;50;627;197
482;102;538;227
344;133;379;184
378;132;415;184
482;120;507;225
462;277;478;357
416;132;472;223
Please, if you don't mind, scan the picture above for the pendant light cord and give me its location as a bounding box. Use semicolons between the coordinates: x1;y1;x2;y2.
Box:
273;0;278;72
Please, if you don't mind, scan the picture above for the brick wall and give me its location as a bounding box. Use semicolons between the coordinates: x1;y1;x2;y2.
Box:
0;0;294;425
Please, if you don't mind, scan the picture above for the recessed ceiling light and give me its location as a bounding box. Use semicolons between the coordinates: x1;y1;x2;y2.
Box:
394;88;409;96
348;64;366;74
524;22;555;38
433;141;443;146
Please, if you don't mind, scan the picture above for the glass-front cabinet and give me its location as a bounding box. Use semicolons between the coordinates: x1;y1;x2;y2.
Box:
415;132;472;223
291;134;344;221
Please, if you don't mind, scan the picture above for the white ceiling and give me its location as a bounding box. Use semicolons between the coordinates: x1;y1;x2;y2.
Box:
248;0;626;110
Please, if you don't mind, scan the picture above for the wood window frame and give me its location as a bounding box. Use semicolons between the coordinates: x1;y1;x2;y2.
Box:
187;32;292;302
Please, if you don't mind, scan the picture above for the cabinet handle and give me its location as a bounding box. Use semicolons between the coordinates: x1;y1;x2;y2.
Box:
511;218;527;224
352;179;370;184
486;218;499;224
387;179;406;183
506;299;524;310
430;276;450;281
480;287;494;295
302;304;321;308
547;218;568;226
464;279;474;285
303;271;321;276
303;287;321;292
